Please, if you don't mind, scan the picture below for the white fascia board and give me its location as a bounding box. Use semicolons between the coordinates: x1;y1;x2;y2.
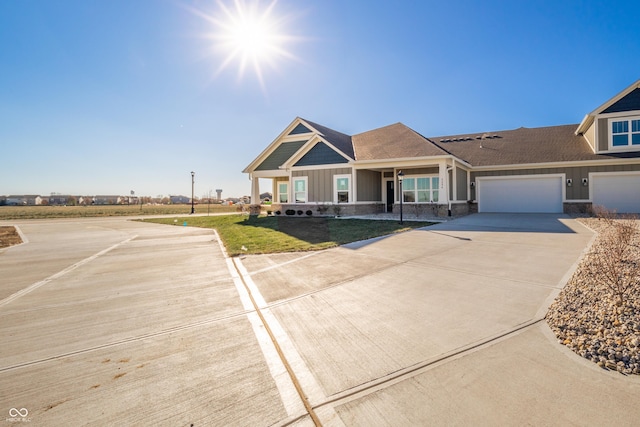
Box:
472;157;640;172
297;118;321;135
279;135;321;169
280;135;353;169
289;163;353;171
596;109;640;119
352;155;470;169
243;117;309;173
588;79;640;116
575;114;592;135
321;139;354;162
250;170;290;178
575;79;640;135
452;159;472;171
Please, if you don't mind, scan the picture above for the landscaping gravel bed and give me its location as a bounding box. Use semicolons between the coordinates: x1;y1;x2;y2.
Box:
546;218;640;375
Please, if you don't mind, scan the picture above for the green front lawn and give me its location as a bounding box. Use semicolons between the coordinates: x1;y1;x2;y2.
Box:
144;214;434;256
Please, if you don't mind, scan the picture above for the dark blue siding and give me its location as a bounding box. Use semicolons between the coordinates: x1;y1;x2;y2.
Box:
603;88;640;113
294;142;348;166
255;141;306;171
288;123;312;135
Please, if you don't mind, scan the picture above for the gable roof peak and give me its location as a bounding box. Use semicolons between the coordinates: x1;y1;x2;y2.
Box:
576;78;640;135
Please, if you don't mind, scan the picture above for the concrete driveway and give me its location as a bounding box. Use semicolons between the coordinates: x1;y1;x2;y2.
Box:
1;214;639;426
237;213;640;425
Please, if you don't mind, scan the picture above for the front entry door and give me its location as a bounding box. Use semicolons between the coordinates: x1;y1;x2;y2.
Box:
386;181;394;212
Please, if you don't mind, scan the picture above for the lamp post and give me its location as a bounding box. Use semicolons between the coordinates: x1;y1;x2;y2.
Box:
397;170;404;224
190;171;195;214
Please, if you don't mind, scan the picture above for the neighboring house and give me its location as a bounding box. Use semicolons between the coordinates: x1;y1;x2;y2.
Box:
48;195;77;205
244;79;640;216
5;195;42;206
94;195;122;205
169;195;191;204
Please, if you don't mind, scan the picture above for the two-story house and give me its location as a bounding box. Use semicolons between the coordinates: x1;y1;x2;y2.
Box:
244;79;640;216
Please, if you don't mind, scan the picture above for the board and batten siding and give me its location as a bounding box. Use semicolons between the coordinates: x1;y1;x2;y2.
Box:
292;167;352;203
471;164;640;201
456;167;468;201
356;170;382;202
597;118;608;152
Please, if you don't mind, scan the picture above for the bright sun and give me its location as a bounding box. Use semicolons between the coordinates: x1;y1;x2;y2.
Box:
195;0;298;87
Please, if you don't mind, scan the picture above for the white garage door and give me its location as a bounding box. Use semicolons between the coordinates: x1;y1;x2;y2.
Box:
592;173;640;213
478;176;563;213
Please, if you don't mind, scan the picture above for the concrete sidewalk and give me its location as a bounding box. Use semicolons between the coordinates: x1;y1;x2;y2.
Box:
0;219;293;426
2;214;639;425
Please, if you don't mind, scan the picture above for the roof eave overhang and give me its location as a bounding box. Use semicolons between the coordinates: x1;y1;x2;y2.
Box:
575;114;593;136
351;155;471;169
472;157;640;172
243;117;310;173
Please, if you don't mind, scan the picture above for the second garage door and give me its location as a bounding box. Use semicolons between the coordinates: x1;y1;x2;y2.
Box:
592;173;640;213
478;175;564;213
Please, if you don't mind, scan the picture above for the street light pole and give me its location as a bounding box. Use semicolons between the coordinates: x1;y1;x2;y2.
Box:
397;170;404;224
191;171;195;214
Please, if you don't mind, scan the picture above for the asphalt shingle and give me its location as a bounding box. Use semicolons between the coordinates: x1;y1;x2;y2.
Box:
352;123;449;160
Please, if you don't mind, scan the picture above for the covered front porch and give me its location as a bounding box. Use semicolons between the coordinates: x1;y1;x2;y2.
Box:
248;157;474;218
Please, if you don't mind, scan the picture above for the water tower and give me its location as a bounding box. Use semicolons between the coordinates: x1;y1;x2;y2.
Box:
216;189;223;200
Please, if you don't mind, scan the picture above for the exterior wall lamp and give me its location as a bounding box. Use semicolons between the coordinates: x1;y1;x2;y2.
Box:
566;178;572;187
582;178;588;186
397;170;404;224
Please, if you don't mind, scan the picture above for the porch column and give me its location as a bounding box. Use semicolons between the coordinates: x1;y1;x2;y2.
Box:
250;176;260;205
438;161;450;205
451;163;458;202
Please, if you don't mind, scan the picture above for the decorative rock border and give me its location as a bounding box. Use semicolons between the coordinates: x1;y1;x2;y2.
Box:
546;218;640;375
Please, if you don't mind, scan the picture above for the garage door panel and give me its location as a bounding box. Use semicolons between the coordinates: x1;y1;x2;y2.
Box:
592;174;640;213
478;176;563;213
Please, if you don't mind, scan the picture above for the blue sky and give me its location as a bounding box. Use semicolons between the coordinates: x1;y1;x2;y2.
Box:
2;0;640;198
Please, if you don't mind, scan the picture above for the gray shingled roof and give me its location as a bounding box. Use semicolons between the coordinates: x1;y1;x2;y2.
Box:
302;118;355;160
428;124;640;166
281;120;640;168
352;123;449;160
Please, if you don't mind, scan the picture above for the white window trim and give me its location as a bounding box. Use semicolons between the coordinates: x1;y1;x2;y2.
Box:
333;174;352;203
277;181;289;203
607;115;640;152
401;175;440;203
292;176;308;204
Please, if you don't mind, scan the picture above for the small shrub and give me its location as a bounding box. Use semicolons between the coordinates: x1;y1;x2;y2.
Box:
275;210;281;215
316;203;329;215
296;210;303;216
266;210;272;215
285;209;295;216
305;210;313;216
587;207;640;311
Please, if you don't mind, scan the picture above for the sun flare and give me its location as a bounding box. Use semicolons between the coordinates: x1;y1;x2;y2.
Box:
195;0;299;87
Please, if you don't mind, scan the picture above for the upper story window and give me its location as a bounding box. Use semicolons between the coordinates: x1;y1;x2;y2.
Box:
610;116;640;148
402;176;439;203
